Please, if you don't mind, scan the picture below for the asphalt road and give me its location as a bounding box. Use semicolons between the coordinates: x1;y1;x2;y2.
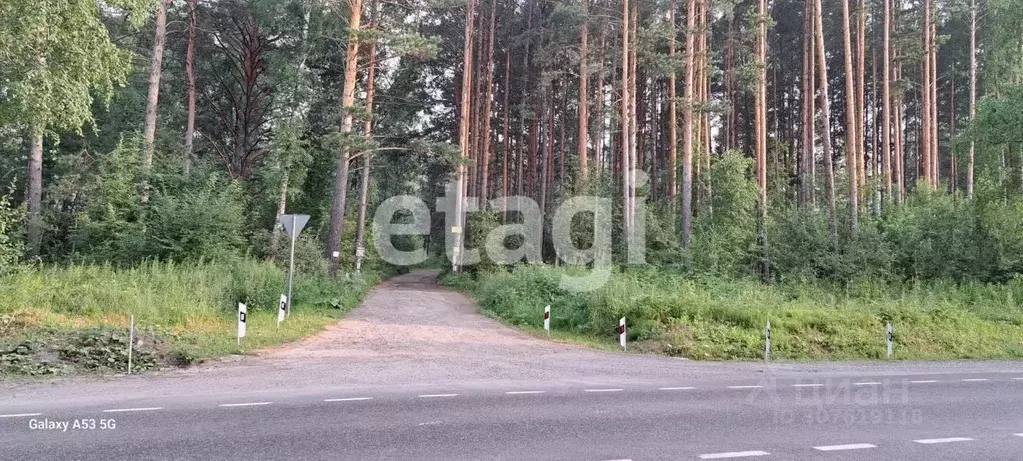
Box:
3;271;1023;460
3;372;1023;460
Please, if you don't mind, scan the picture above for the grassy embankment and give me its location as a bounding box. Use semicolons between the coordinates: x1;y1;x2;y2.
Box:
443;265;1023;360
0;260;381;377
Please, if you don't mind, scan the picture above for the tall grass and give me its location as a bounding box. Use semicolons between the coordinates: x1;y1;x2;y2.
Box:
445;265;1023;360
0;260;380;371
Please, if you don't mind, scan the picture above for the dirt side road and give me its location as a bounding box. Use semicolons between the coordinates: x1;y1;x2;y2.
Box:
257;269;725;385
266;270;542;361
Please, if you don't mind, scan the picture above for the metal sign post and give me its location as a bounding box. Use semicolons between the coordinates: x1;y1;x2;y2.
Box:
280;214;309;318
765;320;772;362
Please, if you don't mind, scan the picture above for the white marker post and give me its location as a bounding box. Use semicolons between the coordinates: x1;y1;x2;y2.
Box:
238;303;247;345
619;317;627;351
355;246;366;272
543;305;551;336
764;320;772;362
886;322;893;358
280;214;310;318
451;226;462;272
277;294;287;328
127;314;135;375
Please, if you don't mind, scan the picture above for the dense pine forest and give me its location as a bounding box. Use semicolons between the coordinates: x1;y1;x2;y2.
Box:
3;0;1023;363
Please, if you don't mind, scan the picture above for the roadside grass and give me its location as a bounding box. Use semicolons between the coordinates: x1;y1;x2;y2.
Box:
442;265;1023;361
0;260;381;377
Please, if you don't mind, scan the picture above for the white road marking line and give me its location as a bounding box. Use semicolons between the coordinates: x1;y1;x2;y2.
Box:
1013;377;1023;381
218;402;272;407
853;382;881;386
792;383;824;387
584;388;624;393
505;391;546;395
727;386;763;389
418;420;441;426
1013;433;1023;437
324;397;373;402
417;394;459;398
909;380;939;384
698;450;770;459
913;437;974;444
0;413;42;418
659;387;696;390
813;443;877;451
961;378;990;382
102;407;163;413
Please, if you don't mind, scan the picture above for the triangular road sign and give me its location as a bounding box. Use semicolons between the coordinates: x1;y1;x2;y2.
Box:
280;214;310;239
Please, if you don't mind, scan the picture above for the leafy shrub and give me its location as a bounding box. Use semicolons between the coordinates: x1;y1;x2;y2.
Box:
147;176;247;262
690;150;757;275
0;183;23;274
226;260;285;311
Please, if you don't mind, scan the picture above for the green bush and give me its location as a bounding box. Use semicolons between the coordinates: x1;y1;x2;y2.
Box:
690;150;757;276
0;183;23;274
146;177;247;262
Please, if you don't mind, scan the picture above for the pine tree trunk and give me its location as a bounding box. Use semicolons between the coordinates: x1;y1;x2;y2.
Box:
502;50;510;217
856;0;867;195
921;0;933;188
668;0;678;199
184;0;197;174
930;11;939;186
894;36;905;201
755;0;769;277
681;0;697;248
725;14;737;151
578;0;590;187
355;1;378;272
26;130;43;257
629;2;639;234
842;0;859;231
327;0;364;276
949;72;957;192
801;0;812;207
622;0;633;239
479;0;497;204
469;13;484;200
453;0;477;271
815;0;839;246
142;0;169;202
882;0;893;203
967;0;977;198
539;86;550;217
700;0;711;214
595;30;607;178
